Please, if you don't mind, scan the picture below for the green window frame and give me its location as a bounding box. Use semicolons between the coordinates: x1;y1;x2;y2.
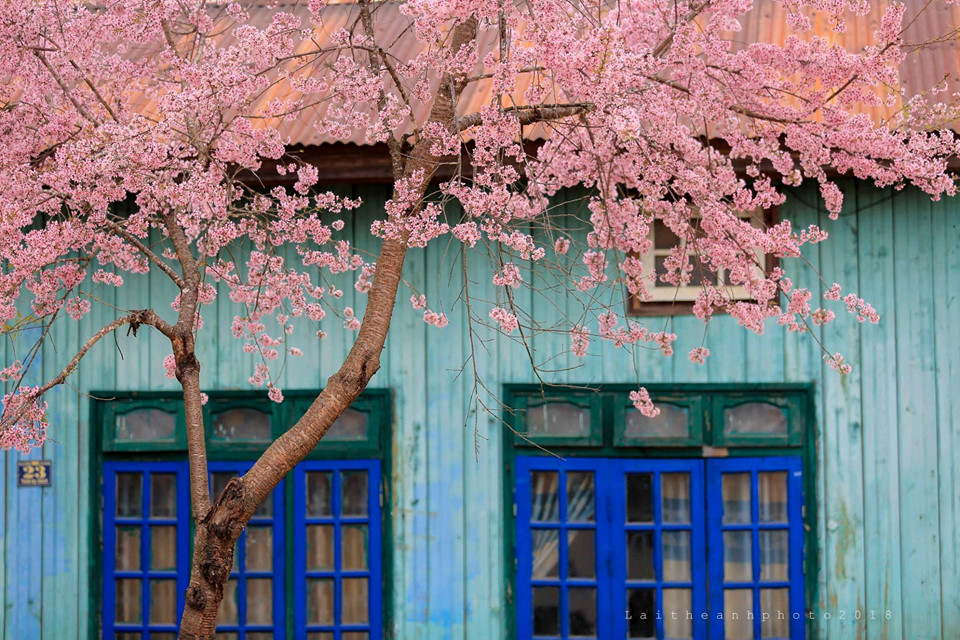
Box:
91;388;394;640
502;383;818;640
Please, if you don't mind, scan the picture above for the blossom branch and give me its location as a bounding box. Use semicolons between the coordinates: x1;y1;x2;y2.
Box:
104;220;186;288
456;102;595;131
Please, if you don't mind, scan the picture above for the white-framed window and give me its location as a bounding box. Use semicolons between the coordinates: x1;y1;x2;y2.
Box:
631;209;774;312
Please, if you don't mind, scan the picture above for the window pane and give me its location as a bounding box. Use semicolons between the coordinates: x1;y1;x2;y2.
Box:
760;588;791;638
150;526;177;571
247;578;272;625
115;409;175;441
341;577;369;624
568;529;595;579
625;404;689;439
341;470;368;517
723;531;753;582
213;408;271;441
151;634;177;640
306;472;332;517
627;530;655;580
150;473;177;518
758;472;788;523
149;579;177;625
342;634;369;640
528;402;589;436
115;578;141;623
654;220;681;249
724;589;755;640
627;588;655;639
342;524;369;571
661;473;691;523
115;526;140;571
247;634;274;640
307;579;334;625
116;634;141;640
759;530;789;581
662;531;692;582
306;634;334;640
568;587;596;636
721;473;752;524
327;409;368;441
306;525;334;570
252;492;273;518
215;634;238;640
724;402;787;435
566;472;594;522
531;471;560;522
211;472;233;502
663;589;693;639
217;579;239;625
532;586;559;636
117;473;142;517
626;474;653;523
532;528;560;579
246;526;273;572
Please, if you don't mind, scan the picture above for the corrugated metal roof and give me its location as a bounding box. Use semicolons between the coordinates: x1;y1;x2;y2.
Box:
251;0;959;145
26;1;960;145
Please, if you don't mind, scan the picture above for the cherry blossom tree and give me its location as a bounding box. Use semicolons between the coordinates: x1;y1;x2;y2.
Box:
1;0;957;636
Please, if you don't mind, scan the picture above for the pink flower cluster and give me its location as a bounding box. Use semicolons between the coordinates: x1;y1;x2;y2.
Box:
629;388;660;418
0;0;956;450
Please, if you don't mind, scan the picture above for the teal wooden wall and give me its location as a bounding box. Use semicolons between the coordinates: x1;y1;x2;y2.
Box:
1;179;958;639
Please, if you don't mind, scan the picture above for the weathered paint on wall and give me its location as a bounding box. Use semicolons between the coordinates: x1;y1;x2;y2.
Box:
1;179;958;639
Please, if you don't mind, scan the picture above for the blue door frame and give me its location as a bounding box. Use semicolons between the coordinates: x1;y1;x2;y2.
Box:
515;455;805;640
103;460;191;639
705;456;805;640
293;459;383;639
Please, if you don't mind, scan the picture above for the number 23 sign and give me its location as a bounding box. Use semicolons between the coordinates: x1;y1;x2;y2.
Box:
17;460;51;487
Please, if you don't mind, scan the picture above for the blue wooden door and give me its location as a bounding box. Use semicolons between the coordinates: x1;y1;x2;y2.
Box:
515;456;804;640
705;457;805;640
293;459;383;639
103;461;190;639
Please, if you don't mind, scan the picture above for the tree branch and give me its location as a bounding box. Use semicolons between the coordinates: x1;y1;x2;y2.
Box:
240;14;482;518
34;51;99;126
105;220;186;288
1;309;174;423
457;102;595;132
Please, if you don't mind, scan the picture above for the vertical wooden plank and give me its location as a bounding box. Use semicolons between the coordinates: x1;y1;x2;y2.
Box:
41;305;81;639
671;315;709;383
817;182;865;638
4;323;44;638
216;236;256;390
386;205;429;638
463;227;503;638
744;319;784;383
424;228;466;636
705;314;746;384
856;185;903;640
893;188;942;639
930;194;959;639
529;215;573;387
779;182;827;625
79;268;119;639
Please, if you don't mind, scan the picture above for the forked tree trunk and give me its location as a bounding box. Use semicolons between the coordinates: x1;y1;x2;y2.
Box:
177;479;247;638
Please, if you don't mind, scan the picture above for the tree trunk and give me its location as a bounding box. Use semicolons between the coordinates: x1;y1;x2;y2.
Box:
174;15;480;637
